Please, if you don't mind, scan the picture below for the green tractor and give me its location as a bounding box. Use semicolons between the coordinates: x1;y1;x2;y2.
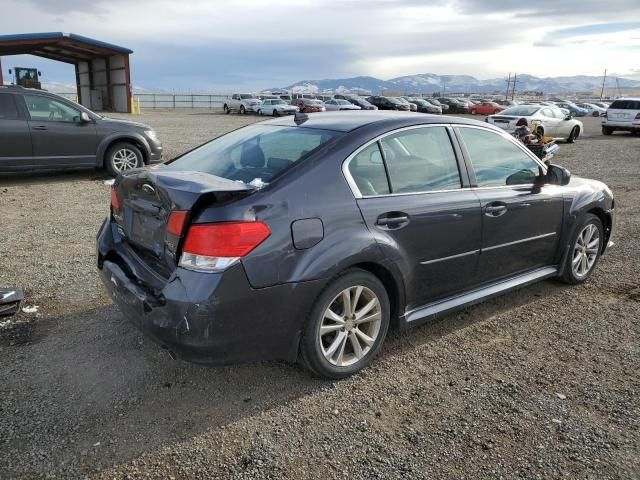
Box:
9;67;42;89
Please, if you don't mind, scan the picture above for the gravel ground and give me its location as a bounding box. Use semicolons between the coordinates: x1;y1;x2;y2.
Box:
0;112;638;479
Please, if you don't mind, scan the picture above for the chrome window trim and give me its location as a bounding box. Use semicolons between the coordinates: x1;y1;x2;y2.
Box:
342;122;548;200
483;232;556;252
341;123;462;199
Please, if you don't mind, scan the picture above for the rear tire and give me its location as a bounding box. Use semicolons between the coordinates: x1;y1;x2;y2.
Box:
559;214;603;285
105;142;143;177
602;126;613;135
567;126;579;143
300;269;390;379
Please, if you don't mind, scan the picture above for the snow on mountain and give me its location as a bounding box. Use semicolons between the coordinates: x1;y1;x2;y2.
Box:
280;73;640;94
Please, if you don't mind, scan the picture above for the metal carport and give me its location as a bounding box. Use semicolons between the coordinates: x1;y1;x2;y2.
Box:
0;32;133;113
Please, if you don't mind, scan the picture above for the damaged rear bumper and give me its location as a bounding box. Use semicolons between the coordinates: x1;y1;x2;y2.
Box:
97;219;323;365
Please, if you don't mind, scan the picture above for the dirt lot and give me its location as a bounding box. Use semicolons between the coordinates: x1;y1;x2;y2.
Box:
0;111;638;479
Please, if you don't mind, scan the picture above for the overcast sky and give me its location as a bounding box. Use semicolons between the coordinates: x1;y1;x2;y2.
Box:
1;0;639;91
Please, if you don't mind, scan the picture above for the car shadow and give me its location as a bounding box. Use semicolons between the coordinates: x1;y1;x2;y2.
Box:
0;278;570;477
0;304;326;477
0;168;111;186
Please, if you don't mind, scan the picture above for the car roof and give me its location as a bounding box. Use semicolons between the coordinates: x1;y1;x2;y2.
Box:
259;111;490;132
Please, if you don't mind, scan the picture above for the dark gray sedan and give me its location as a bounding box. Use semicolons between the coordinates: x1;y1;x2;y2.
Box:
0;85;163;175
98;111;614;378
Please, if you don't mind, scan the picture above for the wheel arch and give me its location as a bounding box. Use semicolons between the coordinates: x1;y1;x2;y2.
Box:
586;206;612;253
97;134;150;168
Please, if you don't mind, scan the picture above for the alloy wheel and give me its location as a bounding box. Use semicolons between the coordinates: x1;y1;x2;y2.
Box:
112;148;139;172
319;286;382;367
572;224;600;278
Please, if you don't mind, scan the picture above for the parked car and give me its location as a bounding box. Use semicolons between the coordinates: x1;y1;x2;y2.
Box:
367;96;410;111
0;86;163;175
324;99;362;111
395;97;417;112
437;97;467;114
553;101;588;117
278;94;293;104
468;101;506;115
424;98;449;112
404;97;442;114
593;101;610;109
315;95;334;102
293;98;326;113
99;112;614;378
577;103;607;117
496;99;519;107
257;99;298;116
346;97;377;110
601;98;640;135
487;104;583;142
224;93;262;114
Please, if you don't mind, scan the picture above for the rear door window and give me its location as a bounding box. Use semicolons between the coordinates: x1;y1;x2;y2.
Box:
0;94;19;120
379;126;461;193
348;143;390;196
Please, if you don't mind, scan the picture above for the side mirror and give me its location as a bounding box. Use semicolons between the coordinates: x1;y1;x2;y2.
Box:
564;115;572;121
78;111;91;123
547;164;571;185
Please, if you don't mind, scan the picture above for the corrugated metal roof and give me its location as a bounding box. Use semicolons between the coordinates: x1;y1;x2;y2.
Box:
0;32;133;54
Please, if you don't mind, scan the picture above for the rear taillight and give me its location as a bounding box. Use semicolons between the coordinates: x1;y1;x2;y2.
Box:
635;113;640;120
179;221;271;272
167;210;188;236
110;187;121;212
602;112;607;118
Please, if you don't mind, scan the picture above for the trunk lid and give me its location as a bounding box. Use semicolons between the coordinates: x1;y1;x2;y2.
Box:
113;169;255;276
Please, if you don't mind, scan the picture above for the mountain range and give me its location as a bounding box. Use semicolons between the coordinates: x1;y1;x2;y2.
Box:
277;73;640;95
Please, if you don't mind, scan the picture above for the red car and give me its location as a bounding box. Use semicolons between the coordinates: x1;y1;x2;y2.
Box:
468;101;505;115
293;98;326;113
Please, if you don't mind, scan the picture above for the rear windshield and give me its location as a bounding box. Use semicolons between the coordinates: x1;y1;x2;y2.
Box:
166;125;341;184
610;100;640;109
500;105;540;116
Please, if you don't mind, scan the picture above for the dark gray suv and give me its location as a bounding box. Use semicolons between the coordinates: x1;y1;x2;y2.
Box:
0;86;163;175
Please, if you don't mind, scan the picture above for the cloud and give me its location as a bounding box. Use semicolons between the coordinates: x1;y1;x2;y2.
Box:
1;0;638;90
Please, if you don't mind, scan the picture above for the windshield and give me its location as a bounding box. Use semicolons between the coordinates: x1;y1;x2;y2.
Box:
166;125;341;184
386;97;402;105
240;94;254;99
272;99;285;105
307;100;323;105
500;105;540;116
337;100;350;105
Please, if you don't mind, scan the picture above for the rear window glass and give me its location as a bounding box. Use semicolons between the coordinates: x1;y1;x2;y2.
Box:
166;125;341;184
500;105;540;116
0;94;19;120
610;100;640;109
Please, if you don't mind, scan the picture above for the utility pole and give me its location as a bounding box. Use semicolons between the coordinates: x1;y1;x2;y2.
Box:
505;73;511;98
600;68;607;100
511;73;518;100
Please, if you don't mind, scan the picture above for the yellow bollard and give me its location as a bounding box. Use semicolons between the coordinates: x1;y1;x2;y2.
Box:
130;97;135;115
137;97;141;115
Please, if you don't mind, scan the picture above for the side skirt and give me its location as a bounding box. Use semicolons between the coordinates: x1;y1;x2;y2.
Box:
401;266;558;327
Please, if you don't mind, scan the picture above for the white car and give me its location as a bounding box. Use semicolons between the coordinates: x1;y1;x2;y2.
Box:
487;104;583;143
223;94;262;114
577;103;606;117
257;99;298;116
601;98;640;135
323;99;362;111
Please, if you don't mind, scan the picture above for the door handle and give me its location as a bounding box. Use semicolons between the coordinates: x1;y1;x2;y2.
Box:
376;212;410;229
484;203;508;217
32;125;48;131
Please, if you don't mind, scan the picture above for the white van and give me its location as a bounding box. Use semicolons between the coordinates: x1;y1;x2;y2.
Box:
602;98;640;135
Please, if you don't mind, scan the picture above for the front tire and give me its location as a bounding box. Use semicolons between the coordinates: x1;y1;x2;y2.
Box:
559;214;603;285
300;269;390;379
567;126;579;143
471;109;477;115
105;142;143;176
223;104;230;114
239;105;246;115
